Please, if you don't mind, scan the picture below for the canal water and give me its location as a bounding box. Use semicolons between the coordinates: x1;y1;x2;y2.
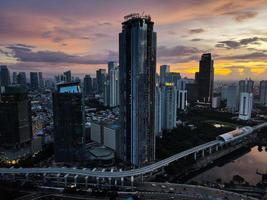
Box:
189;146;267;185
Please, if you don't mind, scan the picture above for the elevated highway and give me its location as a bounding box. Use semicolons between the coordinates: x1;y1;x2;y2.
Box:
0;122;267;184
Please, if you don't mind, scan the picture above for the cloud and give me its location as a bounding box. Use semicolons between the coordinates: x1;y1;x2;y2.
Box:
5;44;117;65
191;38;202;42
216;37;267;49
189;28;205;34
221;52;267;60
224;11;258;22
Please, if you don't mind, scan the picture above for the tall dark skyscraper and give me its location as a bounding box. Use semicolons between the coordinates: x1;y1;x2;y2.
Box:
119;14;156;167
83;74;92;96
96;69;106;95
53;82;84;162
0;65;11;87
63;70;72;82
38;72;44;88
197;53;214;103
17;72;27;86
30;72;39;89
0;86;32;148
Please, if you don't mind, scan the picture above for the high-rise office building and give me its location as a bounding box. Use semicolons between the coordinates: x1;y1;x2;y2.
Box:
83;75;93;96
17;72;27;86
239;79;254;94
155;84;162;136
0;86;32;147
259;80;267;105
186;82;198;104
63;70;72;82
177;90;187;111
160;65;170;85
38;72;44;89
12;72;17;85
0;65;11;87
119;14;156;167
165;72;181;87
96;69;106;95
30;72;39;89
104;62;119;107
161;83;177;130
53;82;84;162
198;53;214;103
226;84;239;112
239;92;253;120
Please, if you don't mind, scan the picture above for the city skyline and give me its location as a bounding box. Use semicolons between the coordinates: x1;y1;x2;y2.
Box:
0;0;267;80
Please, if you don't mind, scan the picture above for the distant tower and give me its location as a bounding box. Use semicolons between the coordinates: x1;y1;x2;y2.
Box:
161;83;177;130
259;80;267;105
239;92;253;120
63;70;72;82
239;79;254;94
198;53;214;103
160;65;170;85
38;72;44;88
105;62;119;107
12;72;17;85
53;82;84;162
177;90;187;111
155;84;162;136
0;86;32;147
0;65;11;87
96;69;106;95
119;13;156;167
17;72;27;86
83;75;93;96
30;72;39;89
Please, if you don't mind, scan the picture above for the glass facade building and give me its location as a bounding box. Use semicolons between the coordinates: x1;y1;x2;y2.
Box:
119;14;156;167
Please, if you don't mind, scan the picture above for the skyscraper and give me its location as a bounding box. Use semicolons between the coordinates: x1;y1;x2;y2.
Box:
17;72;27;86
38;72;44;89
63;70;72;82
96;69;106;95
239;92;253;120
119;13;156;167
155;84;162;136
0;86;32;147
226;84;239;112
239;79;254;94
104;62;119;107
198;53;214;103
30;72;39;89
83;74;93;96
177;90;187;111
12;72;17;85
160;65;170;85
259;80;267;105
0;65;11;87
53;82;84;162
161;83;177;130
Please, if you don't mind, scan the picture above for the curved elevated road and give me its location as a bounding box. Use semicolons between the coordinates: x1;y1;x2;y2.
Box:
0;122;266;179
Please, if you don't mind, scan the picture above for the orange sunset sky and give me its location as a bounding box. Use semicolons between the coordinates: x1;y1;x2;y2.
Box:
0;0;267;80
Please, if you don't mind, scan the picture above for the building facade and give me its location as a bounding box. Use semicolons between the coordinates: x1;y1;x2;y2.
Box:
259;80;267;105
239;92;253;120
197;53;214;103
161;83;177;130
119;14;156;167
53;82;84;162
0;65;11;87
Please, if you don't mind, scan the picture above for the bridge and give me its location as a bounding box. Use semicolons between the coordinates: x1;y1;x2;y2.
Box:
0;122;267;187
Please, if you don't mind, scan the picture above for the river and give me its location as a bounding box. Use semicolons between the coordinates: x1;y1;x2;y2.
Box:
189;146;267;185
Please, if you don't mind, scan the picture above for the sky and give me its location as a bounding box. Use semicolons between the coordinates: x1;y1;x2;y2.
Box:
0;0;267;80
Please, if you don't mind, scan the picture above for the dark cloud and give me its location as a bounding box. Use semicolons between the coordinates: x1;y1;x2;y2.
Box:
221;52;267;60
189;28;205;34
224;11;258;22
158;45;203;63
191;38;202;42
216;37;267;49
6;44;116;65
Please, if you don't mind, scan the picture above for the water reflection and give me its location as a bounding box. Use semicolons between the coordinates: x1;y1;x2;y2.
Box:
189;146;267;185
